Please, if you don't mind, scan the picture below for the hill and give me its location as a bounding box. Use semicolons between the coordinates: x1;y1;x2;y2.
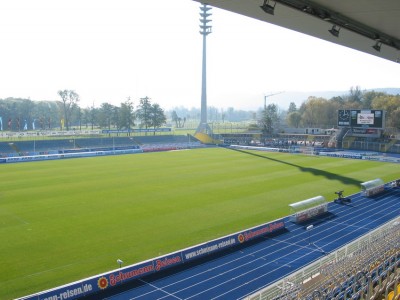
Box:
266;87;400;110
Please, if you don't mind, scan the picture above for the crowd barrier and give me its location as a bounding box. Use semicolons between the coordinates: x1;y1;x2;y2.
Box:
318;151;400;163
229;145;289;153
0;149;143;163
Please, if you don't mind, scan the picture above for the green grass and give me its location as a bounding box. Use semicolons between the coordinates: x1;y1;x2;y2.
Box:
0;148;399;299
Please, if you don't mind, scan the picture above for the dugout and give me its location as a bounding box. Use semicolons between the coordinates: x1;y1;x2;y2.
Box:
361;178;385;197
289;196;328;223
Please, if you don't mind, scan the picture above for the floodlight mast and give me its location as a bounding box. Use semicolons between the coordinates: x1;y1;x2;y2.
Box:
196;4;213;135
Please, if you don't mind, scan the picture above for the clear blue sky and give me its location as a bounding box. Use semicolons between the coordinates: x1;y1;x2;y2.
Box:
0;0;399;110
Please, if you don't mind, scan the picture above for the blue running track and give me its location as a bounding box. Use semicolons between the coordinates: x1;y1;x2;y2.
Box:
84;185;400;300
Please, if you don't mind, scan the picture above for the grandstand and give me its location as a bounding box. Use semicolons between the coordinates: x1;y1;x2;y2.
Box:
135;134;203;151
304;221;399;300
349;138;400;154
0;141;14;154
249;218;400;300
0;135;202;158
3;131;398;159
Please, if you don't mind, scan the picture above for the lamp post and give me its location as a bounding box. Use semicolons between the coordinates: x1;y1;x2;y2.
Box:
117;259;123;269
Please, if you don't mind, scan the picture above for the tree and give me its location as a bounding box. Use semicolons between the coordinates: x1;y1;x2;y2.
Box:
346;86;363;107
330;96;345;106
58;90;80;131
171;110;179;127
288;102;297;113
136;96;152;130
390;109;400;130
362;90;386;109
300;97;332;128
81;107;91;129
371;94;400;129
98;103;115;130
149;103;166;134
286;111;302;128
119;97;135;132
89;103;97;130
113;106;120;131
69;102;81;130
260;104;279;135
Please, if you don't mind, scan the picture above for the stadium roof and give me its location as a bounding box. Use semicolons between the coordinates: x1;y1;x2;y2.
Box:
193;0;400;63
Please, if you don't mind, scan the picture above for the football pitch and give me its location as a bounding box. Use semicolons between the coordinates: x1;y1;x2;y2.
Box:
1;147;399;299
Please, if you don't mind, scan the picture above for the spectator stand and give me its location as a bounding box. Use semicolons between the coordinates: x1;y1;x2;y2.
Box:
289;196;328;224
249;217;400;300
361;178;385;197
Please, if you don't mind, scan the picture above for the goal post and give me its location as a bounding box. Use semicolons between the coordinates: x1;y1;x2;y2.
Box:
300;146;315;156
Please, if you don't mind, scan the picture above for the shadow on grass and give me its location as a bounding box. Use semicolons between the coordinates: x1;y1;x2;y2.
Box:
227;147;362;186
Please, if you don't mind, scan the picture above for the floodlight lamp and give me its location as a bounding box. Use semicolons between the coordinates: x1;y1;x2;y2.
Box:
260;0;276;15
372;41;382;52
328;25;340;37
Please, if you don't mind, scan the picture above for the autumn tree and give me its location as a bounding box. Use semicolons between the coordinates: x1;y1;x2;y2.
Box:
286;111;302;128
371;94;400;129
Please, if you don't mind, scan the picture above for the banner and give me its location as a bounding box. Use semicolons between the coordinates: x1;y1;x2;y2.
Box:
0;130;102;138
0;149;143;164
19;218;285;300
102;128;172;134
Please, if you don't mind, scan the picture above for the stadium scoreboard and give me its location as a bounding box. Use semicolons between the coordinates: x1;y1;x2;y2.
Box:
337;109;385;129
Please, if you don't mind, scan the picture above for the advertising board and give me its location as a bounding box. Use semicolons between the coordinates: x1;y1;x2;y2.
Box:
20;219;285;300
